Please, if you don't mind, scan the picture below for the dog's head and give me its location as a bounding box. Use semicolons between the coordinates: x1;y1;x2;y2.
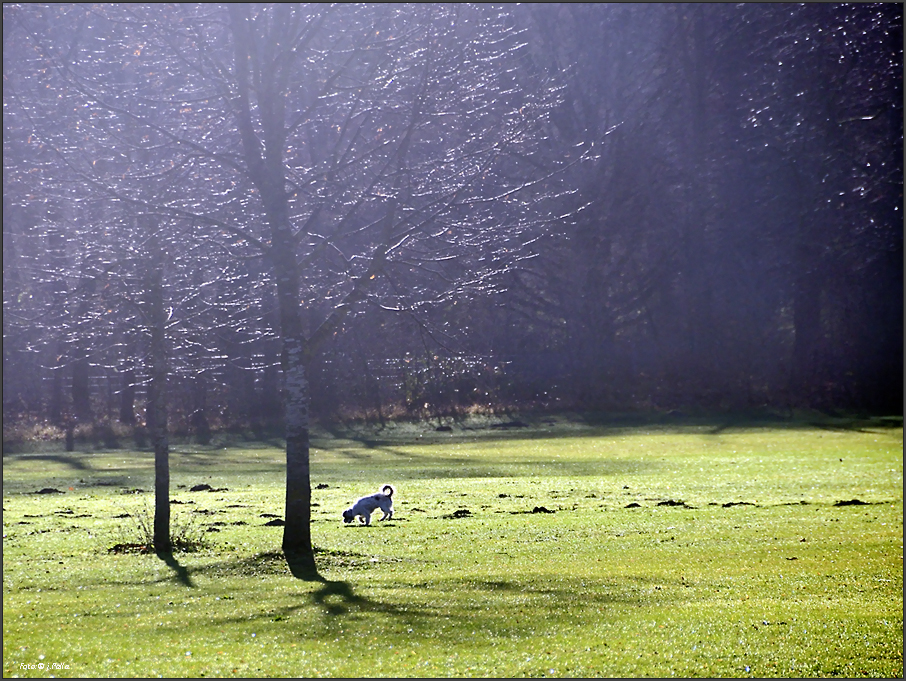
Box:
342;509;355;523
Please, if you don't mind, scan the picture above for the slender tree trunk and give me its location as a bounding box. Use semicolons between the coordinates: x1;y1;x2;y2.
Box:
119;367;136;424
228;4;315;572
47;221;68;426
145;233;170;553
72;263;97;423
71;356;91;423
673;4;716;390
281;336;315;568
271;230;315;571
49;340;64;425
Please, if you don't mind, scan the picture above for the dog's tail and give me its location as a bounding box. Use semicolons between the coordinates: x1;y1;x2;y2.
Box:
381;484;395;498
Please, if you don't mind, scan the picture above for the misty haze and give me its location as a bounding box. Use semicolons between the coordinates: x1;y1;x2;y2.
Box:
3;4;902;677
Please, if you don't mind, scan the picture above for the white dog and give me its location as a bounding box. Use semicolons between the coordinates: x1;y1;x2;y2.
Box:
342;484;395;525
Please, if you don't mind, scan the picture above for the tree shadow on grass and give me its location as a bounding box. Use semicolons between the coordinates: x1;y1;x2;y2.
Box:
283;550;412;618
3;452;90;470
308;579;379;617
198;550;424;632
274;578;429;629
155;549;194;587
284;555;359;617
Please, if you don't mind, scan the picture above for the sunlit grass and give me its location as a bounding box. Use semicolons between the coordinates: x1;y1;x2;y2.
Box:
3;415;902;677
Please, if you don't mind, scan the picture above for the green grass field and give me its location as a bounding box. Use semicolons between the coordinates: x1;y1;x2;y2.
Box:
3;414;902;678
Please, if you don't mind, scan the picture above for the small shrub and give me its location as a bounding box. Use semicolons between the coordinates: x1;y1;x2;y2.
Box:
110;502;209;554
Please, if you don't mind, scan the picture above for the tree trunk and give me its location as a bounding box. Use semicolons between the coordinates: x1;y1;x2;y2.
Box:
281;337;315;573
72;263;98;423
49;340;64;425
145;233;170;553
71;356;91;423
675;4;716;384
119;367;136;425
228;4;315;573
272;235;315;573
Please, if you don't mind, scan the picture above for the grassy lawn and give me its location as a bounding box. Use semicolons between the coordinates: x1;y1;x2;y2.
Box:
3;414;902;678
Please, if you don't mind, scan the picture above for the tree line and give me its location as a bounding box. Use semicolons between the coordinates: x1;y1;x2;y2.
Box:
3;4;902;562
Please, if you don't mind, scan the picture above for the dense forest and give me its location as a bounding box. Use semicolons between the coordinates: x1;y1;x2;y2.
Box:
4;3;903;440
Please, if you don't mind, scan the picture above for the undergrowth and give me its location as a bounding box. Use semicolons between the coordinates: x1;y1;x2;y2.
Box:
107;502;210;555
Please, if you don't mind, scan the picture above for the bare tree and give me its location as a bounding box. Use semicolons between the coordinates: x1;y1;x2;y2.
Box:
7;3;568;573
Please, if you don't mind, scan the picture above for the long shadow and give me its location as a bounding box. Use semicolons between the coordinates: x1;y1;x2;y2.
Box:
155;549;194;587
283;551;427;620
283;576;425;624
309;579;375;617
196;549;423;627
3;453;90;470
